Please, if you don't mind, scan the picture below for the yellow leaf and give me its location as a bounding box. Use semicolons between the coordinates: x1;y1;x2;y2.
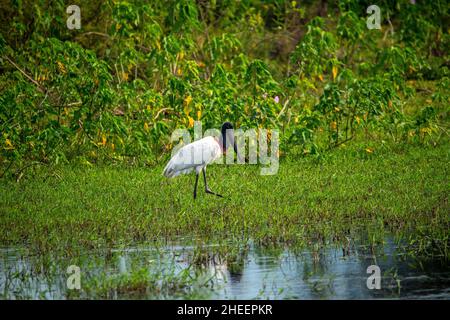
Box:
318;74;323;82
144;122;149;131
146;105;151;111
197;110;202;120
57;61;66;74
330;121;337;130
5;139;13;149
102;135;106;146
184;96;193;115
332;66;338;80
121;72;129;81
267;129;272;141
177;68;182;76
355;116;361;124
188;116;194;128
111;143;115;151
184;95;192;106
365;147;374;154
334;107;340;112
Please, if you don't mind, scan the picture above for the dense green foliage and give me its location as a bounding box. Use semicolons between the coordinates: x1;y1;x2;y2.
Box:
0;1;448;177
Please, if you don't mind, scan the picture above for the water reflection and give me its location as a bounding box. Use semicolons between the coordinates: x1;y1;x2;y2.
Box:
1;237;449;299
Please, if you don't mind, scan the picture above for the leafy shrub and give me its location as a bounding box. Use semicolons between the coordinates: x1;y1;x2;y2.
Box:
0;0;448;178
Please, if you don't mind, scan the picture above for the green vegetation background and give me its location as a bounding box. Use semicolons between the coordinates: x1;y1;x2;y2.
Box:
0;0;448;174
0;1;448;258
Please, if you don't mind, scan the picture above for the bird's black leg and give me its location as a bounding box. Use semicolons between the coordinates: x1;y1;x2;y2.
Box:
193;173;199;200
203;168;223;198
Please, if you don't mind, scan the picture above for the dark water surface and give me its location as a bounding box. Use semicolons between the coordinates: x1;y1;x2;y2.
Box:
1;237;449;299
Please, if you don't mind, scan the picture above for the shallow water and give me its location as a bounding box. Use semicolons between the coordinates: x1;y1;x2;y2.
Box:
1;238;449;299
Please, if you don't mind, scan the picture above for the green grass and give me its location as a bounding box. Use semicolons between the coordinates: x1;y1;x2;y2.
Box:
1;141;448;260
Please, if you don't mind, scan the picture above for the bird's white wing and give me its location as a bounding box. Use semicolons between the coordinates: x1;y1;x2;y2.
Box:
163;136;221;178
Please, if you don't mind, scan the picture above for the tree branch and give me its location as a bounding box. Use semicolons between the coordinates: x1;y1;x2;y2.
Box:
3;55;46;93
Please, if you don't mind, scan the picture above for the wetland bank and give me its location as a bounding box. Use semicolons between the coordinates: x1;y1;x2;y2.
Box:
1;143;449;299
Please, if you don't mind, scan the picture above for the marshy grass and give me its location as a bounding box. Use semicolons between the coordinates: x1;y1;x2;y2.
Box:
1;140;449;299
0;141;448;260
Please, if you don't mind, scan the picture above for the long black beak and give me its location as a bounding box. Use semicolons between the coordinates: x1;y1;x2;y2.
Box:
234;140;244;163
227;130;243;163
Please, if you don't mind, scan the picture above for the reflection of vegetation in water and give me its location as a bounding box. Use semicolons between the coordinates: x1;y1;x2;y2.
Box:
1;235;449;299
1;249;217;299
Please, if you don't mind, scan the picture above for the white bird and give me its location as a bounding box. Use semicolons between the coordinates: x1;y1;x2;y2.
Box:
163;122;241;199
